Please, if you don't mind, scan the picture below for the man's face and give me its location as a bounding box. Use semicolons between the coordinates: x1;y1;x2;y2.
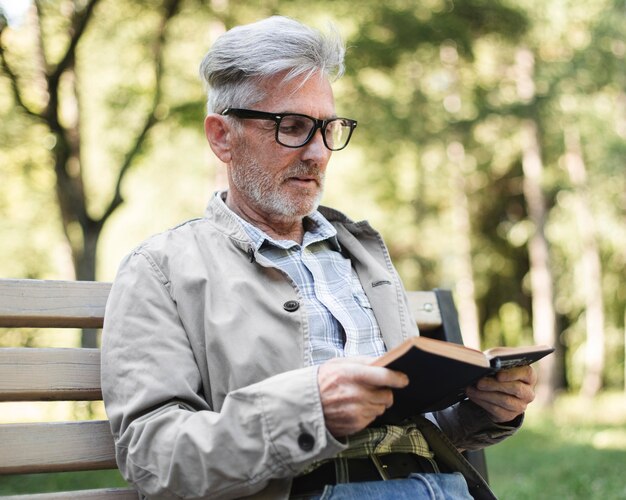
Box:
227;72;335;223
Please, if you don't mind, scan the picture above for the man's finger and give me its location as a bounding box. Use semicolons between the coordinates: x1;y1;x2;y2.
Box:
351;364;409;389
494;365;537;384
467;394;521;423
475;369;535;394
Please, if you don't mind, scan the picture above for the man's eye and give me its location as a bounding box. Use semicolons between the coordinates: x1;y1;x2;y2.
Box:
279;117;310;136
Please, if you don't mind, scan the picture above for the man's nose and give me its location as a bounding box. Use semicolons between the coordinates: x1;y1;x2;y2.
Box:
301;128;332;164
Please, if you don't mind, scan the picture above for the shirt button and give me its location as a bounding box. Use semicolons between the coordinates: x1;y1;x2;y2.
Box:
298;432;315;451
283;300;300;312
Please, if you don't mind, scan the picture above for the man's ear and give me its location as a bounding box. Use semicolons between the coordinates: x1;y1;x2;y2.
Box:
204;114;233;163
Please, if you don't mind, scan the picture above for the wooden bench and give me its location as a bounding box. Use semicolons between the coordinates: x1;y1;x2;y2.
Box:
0;279;487;498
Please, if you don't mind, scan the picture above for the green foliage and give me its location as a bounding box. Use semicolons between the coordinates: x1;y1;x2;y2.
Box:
0;104;67;279
0;0;624;385
333;0;625;388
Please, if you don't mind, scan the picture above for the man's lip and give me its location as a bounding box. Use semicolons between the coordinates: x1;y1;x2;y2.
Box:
289;176;319;184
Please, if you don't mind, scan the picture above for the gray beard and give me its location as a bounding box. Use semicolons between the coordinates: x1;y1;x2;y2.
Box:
230;151;325;220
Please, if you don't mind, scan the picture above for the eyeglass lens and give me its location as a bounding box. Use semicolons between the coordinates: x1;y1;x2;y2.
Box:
277;115;351;150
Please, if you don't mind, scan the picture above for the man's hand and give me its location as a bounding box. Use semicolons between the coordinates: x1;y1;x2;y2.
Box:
318;358;409;437
465;365;537;423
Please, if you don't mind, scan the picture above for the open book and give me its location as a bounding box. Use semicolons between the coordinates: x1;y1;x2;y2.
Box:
370;336;554;424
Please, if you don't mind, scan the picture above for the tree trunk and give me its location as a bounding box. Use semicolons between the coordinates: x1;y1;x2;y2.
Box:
76;224;102;347
564;127;605;397
520;118;559;406
52;63;100;347
514;47;560;406
439;43;481;350
447;142;481;349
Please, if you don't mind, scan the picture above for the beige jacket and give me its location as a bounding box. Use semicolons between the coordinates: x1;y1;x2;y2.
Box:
101;193;517;499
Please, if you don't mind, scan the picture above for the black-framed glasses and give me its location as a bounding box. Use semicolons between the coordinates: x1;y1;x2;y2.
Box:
221;108;357;151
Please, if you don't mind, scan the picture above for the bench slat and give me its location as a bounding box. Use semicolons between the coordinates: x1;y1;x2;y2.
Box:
0;280;110;328
406;290;442;330
1;488;137;500
0;348;101;401
0;420;116;474
0;281;442;330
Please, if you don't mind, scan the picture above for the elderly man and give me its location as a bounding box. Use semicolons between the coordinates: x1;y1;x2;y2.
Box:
102;16;536;500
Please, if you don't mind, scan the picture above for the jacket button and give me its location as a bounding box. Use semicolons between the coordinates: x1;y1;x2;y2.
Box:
283;300;300;312
298;432;315;451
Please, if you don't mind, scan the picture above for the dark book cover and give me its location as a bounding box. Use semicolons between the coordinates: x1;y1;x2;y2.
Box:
371;337;554;425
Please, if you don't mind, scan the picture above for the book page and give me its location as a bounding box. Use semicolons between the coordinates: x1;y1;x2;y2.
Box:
485;344;554;370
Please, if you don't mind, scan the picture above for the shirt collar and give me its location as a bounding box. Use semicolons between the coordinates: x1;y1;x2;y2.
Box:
216;193;341;252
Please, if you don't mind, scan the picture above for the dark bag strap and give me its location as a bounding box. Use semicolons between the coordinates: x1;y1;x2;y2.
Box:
411;416;497;500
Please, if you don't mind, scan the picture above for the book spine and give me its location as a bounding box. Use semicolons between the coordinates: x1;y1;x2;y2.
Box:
489;358;502;371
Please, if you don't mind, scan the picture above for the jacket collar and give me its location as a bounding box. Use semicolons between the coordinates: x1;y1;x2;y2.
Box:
204;191;354;252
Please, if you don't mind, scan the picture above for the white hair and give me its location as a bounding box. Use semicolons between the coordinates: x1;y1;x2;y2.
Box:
199;16;345;114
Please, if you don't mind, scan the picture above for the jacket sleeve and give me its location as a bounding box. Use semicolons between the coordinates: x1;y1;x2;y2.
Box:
101;251;345;499
430;400;523;451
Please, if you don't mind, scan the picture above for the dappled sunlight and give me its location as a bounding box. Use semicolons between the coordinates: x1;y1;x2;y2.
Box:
0;401;107;424
592;429;626;451
0;327;82;349
550;392;626;427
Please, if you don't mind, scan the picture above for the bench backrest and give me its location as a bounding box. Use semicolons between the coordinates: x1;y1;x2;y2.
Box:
0;279;479;498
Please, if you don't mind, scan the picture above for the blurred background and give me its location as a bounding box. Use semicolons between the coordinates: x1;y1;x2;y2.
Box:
0;0;624;497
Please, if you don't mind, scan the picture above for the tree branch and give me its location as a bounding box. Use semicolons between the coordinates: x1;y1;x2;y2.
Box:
33;0;102;235
100;0;182;223
0;23;43;119
48;0;101;90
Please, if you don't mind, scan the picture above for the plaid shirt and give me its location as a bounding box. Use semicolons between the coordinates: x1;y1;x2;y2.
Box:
224;199;432;465
234;208;386;364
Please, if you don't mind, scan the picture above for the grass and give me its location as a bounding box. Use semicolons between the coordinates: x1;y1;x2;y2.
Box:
1;393;625;497
488;391;626;499
0;470;128;495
